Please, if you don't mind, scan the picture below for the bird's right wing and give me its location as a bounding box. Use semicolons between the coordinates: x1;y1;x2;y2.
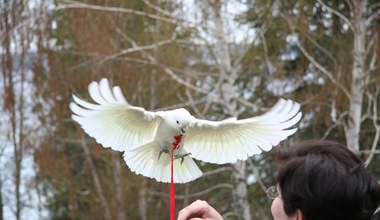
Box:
70;78;163;151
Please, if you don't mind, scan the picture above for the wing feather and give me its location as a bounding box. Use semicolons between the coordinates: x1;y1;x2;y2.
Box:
113;86;128;104
99;78;118;103
88;81;108;105
70;78;163;151
185;99;302;164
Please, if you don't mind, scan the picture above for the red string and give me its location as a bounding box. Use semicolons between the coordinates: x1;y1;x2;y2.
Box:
170;134;183;220
170;147;175;220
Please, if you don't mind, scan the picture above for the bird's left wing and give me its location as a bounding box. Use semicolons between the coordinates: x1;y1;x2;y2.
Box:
184;99;302;164
70;78;163;151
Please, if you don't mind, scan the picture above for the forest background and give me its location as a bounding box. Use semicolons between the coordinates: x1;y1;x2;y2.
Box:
1;0;380;219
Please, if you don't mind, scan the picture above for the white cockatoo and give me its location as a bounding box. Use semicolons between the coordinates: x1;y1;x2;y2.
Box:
70;78;302;184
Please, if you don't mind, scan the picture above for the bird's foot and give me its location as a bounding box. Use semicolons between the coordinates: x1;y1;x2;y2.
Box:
158;148;170;161
174;153;192;164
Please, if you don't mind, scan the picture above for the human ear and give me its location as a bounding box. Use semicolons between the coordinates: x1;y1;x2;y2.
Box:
296;209;304;220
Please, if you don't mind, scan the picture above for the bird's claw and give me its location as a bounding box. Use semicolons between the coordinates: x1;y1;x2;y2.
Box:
157;149;191;164
158;148;170;161
175;153;192;164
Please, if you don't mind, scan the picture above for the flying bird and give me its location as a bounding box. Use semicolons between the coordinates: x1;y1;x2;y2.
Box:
70;78;302;183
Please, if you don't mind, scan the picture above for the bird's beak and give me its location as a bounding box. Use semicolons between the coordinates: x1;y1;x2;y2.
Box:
181;126;186;134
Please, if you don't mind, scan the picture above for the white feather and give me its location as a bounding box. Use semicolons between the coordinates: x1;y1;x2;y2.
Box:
88;81;109;106
113;86;128;104
99;79;118;103
72;94;105;111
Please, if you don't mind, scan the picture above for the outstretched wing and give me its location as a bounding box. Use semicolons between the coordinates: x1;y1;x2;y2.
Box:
70;78;163;151
184;99;302;164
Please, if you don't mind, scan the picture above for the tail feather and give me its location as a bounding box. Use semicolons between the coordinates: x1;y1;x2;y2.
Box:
123;141;202;183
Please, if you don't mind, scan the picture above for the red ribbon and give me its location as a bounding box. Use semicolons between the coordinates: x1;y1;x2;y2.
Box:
170;134;183;220
170;147;175;220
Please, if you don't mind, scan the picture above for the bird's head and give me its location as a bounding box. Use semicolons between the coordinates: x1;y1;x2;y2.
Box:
167;108;193;134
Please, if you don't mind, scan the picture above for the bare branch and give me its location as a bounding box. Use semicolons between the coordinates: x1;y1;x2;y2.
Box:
154;97;207;111
57;0;190;26
141;0;175;18
148;183;232;199
346;0;354;14
316;0;354;31
258;30;275;76
364;86;380;167
238;97;257;109
247;159;268;192
115;30;209;94
361;150;380;154
185;81;205;118
365;34;378;81
321;112;349;140
201;97;213;116
163;66;209;94
222;212;239;219
202;166;232;177
96;39;176;68
369;3;380;10
321;123;340;140
186;183;233;198
295;37;351;98
305;32;338;67
366;9;380;26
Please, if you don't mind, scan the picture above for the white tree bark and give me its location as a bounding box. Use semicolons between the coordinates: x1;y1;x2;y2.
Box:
211;1;251;219
344;0;367;153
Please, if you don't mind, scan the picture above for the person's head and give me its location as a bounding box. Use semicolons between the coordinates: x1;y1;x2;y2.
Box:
272;140;380;220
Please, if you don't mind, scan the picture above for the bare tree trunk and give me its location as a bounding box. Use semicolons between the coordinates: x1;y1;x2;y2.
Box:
80;136;112;220
0;175;2;220
15;65;26;220
137;62;158;220
137;69;156;220
2;2;23;218
138;179;148;220
212;1;251;219
112;151;126;220
0;152;3;220
10;66;22;220
232;161;251;220
344;0;367;153
137;16;161;219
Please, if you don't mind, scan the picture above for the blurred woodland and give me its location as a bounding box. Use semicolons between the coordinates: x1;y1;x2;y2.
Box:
1;0;380;219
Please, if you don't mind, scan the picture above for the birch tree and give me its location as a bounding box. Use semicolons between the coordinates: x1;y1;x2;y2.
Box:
209;1;251;219
345;0;370;153
1;1;42;219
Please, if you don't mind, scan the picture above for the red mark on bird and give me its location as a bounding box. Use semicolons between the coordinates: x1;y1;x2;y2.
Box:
172;134;183;150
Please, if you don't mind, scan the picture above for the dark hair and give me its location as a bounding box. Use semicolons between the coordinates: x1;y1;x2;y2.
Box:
275;140;380;220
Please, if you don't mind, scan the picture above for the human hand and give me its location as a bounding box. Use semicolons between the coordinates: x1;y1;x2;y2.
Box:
177;200;223;220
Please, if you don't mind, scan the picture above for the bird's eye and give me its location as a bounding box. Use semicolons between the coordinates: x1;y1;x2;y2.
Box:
176;120;179;124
